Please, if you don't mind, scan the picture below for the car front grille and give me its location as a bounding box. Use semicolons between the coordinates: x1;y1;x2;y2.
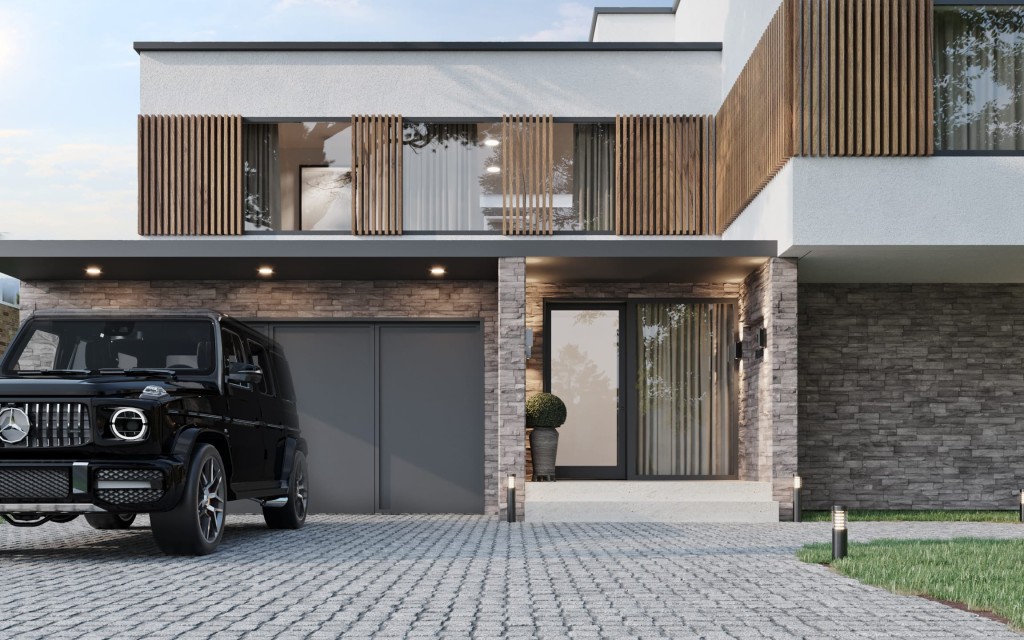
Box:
0;402;92;448
0;468;71;501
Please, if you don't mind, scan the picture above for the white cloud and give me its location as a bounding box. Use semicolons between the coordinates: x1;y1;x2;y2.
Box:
24;143;135;181
520;2;592;42
0;130;32;139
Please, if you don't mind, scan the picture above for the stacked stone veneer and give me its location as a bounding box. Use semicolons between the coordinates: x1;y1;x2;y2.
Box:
738;259;799;519
19;279;516;516
499;258;526;520
0;303;18;358
799;284;1024;510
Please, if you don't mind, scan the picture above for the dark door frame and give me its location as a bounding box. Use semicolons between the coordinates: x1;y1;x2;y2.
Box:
543;301;627;480
246;317;485;514
543;299;740;482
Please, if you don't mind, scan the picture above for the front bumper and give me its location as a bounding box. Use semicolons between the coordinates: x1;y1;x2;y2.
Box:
0;459;186;514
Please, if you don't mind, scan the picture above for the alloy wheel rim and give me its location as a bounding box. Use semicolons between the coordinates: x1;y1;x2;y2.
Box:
295;463;308;519
196;457;225;542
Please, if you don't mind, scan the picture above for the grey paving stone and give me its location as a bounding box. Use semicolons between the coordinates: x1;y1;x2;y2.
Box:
1;515;1023;639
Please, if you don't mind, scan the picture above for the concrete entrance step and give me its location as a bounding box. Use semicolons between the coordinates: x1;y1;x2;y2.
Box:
525;481;780;523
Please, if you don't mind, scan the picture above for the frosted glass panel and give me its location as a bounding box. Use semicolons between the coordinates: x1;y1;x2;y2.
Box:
549;309;619;467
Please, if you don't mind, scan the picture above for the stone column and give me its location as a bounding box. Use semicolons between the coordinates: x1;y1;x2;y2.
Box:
497;257;527;520
739;257;799;520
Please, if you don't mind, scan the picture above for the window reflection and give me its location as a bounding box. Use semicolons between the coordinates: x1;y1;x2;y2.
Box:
935;6;1024;150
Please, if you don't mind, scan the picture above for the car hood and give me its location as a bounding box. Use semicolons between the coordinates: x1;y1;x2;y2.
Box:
0;377;218;399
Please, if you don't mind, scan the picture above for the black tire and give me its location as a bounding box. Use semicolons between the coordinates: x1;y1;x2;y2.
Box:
263;450;308;530
150;444;227;555
84;513;134;529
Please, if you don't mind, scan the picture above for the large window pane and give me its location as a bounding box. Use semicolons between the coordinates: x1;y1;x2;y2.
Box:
549;309;620;468
244;122;353;230
935;7;1024;150
636;302;736;477
402;122;500;231
556;124;614;231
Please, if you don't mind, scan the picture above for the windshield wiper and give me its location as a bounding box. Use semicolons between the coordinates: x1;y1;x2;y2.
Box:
97;368;178;378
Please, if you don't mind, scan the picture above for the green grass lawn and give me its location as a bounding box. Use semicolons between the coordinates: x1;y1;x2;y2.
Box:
800;509;1019;523
798;538;1024;629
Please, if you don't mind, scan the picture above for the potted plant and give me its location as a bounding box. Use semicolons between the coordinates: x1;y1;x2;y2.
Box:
526;392;567;481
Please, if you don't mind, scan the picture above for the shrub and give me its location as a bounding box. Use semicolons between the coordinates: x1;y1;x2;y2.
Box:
526;393;567;428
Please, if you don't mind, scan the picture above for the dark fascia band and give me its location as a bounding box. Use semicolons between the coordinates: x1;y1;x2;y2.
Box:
132;41;721;53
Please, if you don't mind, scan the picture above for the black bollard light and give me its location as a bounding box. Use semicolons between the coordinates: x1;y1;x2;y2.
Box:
507;474;517;523
793;476;802;523
1019;489;1023;524
832;505;848;560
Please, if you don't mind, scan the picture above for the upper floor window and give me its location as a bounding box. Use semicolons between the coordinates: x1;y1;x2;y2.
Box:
244;121;353;231
935;6;1024;151
401;121;613;232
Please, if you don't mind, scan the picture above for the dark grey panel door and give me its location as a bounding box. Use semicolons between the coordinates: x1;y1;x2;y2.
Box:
378;324;484;514
272;324;376;514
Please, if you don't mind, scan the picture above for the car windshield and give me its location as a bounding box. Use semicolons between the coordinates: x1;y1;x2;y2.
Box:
1;318;217;376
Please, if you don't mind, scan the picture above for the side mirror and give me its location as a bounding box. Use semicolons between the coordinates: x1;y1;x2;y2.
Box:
226;361;263;385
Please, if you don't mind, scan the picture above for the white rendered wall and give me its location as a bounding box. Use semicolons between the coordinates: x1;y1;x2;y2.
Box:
591;13;675;42
140;50;721;117
674;0;728;43
790;156;1024;247
720;0;782;98
721;161;794;250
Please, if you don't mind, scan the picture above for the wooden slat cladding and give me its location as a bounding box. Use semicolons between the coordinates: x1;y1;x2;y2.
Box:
351;115;403;235
715;2;794;234
716;0;933;233
615;115;716;235
138;115;242;235
501;115;553;235
793;0;934;157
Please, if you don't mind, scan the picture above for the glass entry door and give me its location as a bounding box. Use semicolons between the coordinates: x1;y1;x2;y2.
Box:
545;304;626;479
628;301;737;479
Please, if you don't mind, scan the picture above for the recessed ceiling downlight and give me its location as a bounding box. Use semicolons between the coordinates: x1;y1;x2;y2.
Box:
429;266;447;277
85;266;102;277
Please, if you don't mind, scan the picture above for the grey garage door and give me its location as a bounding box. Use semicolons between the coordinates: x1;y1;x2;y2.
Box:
264;321;484;515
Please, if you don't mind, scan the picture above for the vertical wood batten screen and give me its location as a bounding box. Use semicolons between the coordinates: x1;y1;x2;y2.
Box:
615;115;716;236
715;3;793;235
138;115;242;236
501;115;553;235
793;0;934;157
716;0;934;233
351;115;403;235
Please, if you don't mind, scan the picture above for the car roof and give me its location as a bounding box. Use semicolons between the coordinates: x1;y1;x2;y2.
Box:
25;309;225;322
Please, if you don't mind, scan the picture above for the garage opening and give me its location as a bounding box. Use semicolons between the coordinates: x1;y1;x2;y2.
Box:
253;320;485;515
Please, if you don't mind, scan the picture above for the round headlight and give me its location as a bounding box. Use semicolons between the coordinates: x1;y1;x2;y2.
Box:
110;407;148;441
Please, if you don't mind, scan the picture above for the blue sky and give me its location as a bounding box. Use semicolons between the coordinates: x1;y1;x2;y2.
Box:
0;0;663;239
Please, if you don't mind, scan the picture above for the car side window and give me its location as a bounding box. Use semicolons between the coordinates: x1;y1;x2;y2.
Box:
222;329;251;389
247;339;275;397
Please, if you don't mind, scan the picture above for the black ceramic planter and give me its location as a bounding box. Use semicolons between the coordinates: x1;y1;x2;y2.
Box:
529;426;559;481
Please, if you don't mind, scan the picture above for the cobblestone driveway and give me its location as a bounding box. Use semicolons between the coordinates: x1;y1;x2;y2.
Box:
1;515;1022;639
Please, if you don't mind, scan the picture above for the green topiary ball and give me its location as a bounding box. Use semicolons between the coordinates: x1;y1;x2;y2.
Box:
526;392;567;428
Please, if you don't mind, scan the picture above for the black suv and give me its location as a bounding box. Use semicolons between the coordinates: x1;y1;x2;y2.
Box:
0;310;308;555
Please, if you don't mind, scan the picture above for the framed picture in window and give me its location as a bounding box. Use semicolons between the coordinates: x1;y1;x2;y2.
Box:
299;165;353;231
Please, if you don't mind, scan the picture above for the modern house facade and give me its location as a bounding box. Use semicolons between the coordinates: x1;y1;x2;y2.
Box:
2;0;1023;521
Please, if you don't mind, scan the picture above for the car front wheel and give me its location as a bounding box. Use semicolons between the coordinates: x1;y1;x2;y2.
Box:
263;450;308;530
150;444;227;555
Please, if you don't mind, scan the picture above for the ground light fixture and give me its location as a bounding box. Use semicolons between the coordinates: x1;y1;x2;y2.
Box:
793;476;802;522
84;266;102;277
429;266;447;277
832;505;848;560
507;474;517;523
1019;489;1023;523
257;266;274;277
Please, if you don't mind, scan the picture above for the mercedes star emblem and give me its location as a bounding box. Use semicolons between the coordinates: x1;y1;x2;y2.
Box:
0;407;31;444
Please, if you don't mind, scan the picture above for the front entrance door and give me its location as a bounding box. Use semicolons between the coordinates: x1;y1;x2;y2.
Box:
545;304;626;479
